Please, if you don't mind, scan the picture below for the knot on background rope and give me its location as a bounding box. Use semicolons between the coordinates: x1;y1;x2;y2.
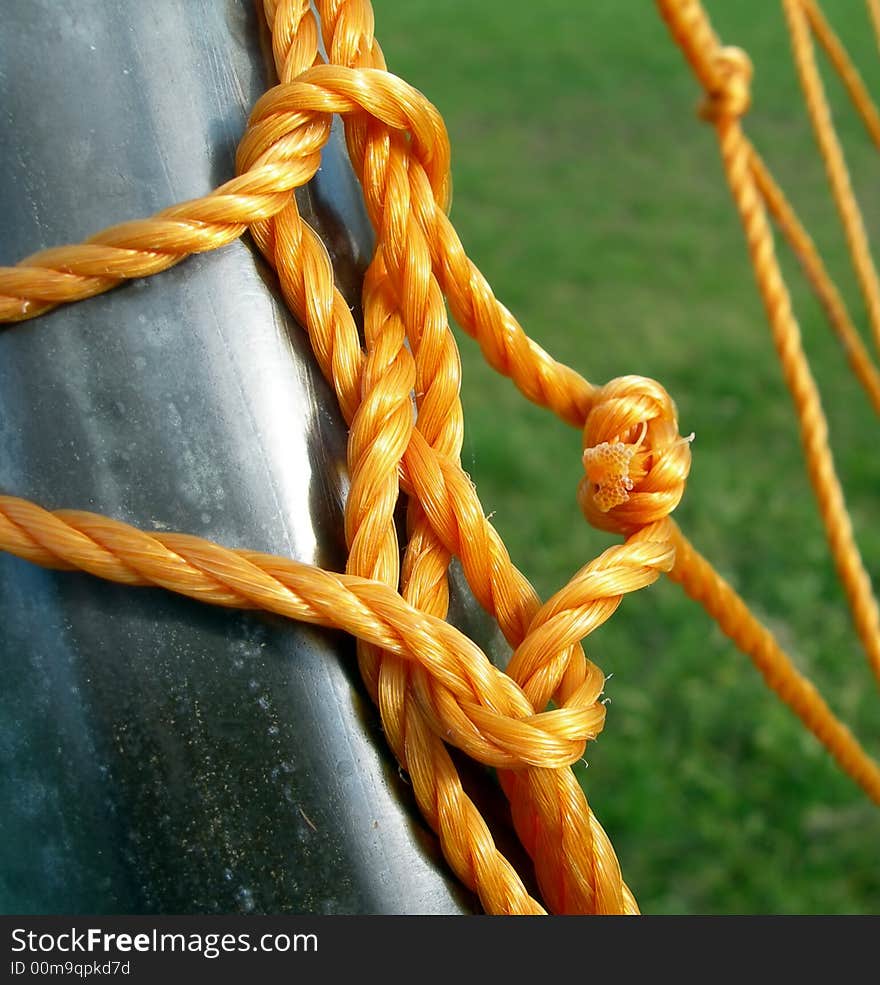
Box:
579;375;692;535
698;46;753;123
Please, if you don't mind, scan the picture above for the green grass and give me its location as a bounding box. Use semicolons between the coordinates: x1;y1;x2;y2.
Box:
371;0;880;913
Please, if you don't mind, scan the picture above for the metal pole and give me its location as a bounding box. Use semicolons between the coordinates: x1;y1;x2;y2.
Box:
0;0;491;914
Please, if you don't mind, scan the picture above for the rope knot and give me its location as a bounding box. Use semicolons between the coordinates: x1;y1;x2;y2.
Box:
579;375;692;534
698;46;753;123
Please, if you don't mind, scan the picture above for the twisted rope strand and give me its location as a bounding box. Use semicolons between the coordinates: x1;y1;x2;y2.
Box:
785;0;880;357
656;0;880;692
747;143;880;415
0;133;331;322
870;0;880;53
0;496;607;774
339;130;540;912
311;0;632;914
668;526;880;803
264;0;628;912
801;0;880;149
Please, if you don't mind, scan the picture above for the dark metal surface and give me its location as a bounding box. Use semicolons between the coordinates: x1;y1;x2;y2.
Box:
0;0;486;915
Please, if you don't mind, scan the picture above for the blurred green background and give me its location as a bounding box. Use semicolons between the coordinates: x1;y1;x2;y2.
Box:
372;0;880;913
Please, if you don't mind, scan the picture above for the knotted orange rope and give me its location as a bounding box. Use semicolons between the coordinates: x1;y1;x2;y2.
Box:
657;0;880;691
1;0;878;914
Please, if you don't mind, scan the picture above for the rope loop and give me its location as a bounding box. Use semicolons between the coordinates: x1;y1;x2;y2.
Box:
579;375;692;534
698;45;753;123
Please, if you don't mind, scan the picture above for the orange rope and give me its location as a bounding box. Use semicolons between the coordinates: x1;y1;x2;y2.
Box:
747;144;880;416
310;0;615;913
0;488;676;912
870;0;880;54
657;0;880;691
785;0;880;359
801;0;880;150
261;0;626;912
1;0;879;914
668;527;880;802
